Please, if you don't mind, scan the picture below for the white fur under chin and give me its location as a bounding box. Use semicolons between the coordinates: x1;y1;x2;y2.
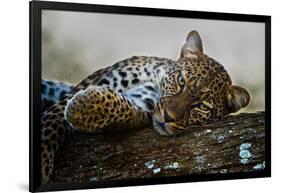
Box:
152;117;177;136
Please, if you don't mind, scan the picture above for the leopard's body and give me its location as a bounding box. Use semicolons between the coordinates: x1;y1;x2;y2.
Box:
41;31;250;183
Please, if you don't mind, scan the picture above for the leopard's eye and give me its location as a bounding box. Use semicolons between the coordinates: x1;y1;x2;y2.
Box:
178;73;185;87
193;101;213;113
199;103;209;111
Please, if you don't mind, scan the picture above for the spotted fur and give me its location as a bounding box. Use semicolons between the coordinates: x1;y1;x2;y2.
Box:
41;80;73;113
41;30;250;183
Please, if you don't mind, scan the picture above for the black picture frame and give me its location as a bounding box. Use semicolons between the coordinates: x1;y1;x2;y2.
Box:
29;0;271;192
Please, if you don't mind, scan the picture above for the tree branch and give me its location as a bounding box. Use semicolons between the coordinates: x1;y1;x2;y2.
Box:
51;112;265;183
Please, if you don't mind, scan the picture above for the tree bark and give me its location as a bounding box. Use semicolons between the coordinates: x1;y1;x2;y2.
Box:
50;112;266;183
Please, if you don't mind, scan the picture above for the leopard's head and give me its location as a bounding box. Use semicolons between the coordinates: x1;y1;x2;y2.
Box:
153;30;250;135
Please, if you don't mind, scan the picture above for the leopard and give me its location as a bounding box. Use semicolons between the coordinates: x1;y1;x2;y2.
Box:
41;80;73;113
40;30;250;184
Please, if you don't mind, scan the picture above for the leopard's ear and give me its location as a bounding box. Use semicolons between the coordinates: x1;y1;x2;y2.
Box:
227;85;250;113
180;30;203;58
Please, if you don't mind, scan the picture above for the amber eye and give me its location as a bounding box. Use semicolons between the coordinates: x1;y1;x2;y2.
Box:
178;73;185;86
199;103;210;111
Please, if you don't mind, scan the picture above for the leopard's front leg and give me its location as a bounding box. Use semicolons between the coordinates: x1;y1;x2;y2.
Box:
64;86;151;132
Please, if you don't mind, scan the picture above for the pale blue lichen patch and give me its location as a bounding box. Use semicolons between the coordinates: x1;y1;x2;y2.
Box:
240;143;252;150
253;161;266;170
195;155;206;165
239;150;252;159
240;158;250;164
145;160;156;169
220;169;228;173
164;162;180;170
153;168;161;174
217;136;225;143
144;160;162;174
239;142;252;164
89;177;98;182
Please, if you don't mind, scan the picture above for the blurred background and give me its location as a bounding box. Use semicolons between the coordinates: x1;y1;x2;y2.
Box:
42;10;265;112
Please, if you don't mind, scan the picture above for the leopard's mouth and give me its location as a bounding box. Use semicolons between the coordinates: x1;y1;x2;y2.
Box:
152;102;186;135
153;118;186;136
152;118;170;135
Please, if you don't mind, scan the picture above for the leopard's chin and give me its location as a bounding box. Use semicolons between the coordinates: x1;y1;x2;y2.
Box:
152;114;186;136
